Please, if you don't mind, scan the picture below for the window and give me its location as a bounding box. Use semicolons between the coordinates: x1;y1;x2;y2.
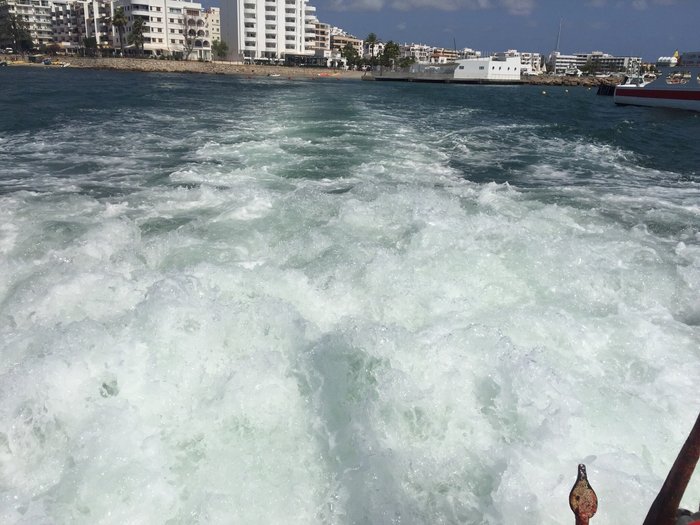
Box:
666;71;691;85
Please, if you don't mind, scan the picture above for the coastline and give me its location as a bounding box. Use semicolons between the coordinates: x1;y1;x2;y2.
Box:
5;56;366;80
4;57;621;87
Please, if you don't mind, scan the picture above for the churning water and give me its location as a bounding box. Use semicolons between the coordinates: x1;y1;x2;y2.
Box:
1;68;699;524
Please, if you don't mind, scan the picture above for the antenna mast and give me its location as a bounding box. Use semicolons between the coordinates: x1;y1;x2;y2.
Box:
555;17;562;52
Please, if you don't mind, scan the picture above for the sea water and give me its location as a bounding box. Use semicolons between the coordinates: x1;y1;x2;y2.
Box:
0;68;699;524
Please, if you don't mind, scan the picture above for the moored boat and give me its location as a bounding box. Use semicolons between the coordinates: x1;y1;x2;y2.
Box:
614;51;700;111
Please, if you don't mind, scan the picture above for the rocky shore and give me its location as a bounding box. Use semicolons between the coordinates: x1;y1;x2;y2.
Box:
8;56;622;87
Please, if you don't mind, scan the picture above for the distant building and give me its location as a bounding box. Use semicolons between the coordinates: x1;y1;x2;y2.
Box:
363;39;382;59
219;0;318;63
548;50;641;75
400;43;431;63
51;0;112;54
586;51;641;74
311;20;328;54
329;28;361;57
505;49;543;75
430;47;458;64
113;0;212;60
458;47;481;59
203;7;220;46
547;51;577;74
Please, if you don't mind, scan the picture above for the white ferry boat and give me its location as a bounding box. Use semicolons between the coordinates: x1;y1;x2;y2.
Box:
451;53;523;83
369;52;523;84
614;51;700;111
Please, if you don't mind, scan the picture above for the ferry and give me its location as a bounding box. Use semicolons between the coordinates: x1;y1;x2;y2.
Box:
614;51;700;111
369;52;523;84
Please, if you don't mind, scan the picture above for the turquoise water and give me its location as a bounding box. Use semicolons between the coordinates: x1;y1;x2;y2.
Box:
1;67;699;524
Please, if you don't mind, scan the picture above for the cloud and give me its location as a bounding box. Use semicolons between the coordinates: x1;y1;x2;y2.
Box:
328;0;385;10
585;0;677;6
328;0;535;15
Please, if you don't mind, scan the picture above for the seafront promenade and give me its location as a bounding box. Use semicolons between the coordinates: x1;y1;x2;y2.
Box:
5;56;621;87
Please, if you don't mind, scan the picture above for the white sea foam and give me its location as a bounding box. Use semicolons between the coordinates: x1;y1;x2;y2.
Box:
0;81;699;524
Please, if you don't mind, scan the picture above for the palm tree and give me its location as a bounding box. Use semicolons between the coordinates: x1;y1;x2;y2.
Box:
128;17;145;56
111;7;127;56
365;32;378;58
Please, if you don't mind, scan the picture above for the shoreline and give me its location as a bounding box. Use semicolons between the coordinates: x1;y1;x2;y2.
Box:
4;57;621;87
5;56;366;80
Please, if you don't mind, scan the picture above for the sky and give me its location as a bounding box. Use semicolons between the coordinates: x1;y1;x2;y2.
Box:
221;0;699;61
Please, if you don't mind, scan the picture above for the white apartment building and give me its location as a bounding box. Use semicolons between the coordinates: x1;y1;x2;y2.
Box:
308;20;343;67
220;0;318;63
114;0;212;59
398;44;480;65
329;27;361;57
310;19;327;54
547;51;577;74
519;51;543;75
400;42;431;63
363;40;382;60
1;0;216;56
203;6;219;45
584;50;641;73
430;47;458;64
0;0;54;49
548;50;641;75
459;47;481;59
51;0;112;53
503;49;543;75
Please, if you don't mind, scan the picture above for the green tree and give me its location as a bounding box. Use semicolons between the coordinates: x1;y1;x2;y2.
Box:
380;40;400;68
397;56;415;69
0;15;33;54
84;36;98;57
580;59;596;76
364;32;378;58
111;7;127;56
47;43;62;55
211;39;228;60
128;17;145;56
340;42;360;68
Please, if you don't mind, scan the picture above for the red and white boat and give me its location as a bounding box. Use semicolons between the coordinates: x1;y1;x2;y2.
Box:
614;51;700;111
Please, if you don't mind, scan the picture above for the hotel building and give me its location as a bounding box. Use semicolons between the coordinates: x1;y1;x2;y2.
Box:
112;0;214;59
51;0;112;53
548;50;642;75
219;0;318;63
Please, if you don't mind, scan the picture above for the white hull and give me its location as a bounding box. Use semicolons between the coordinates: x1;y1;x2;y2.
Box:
613;52;700;112
614;89;700;112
